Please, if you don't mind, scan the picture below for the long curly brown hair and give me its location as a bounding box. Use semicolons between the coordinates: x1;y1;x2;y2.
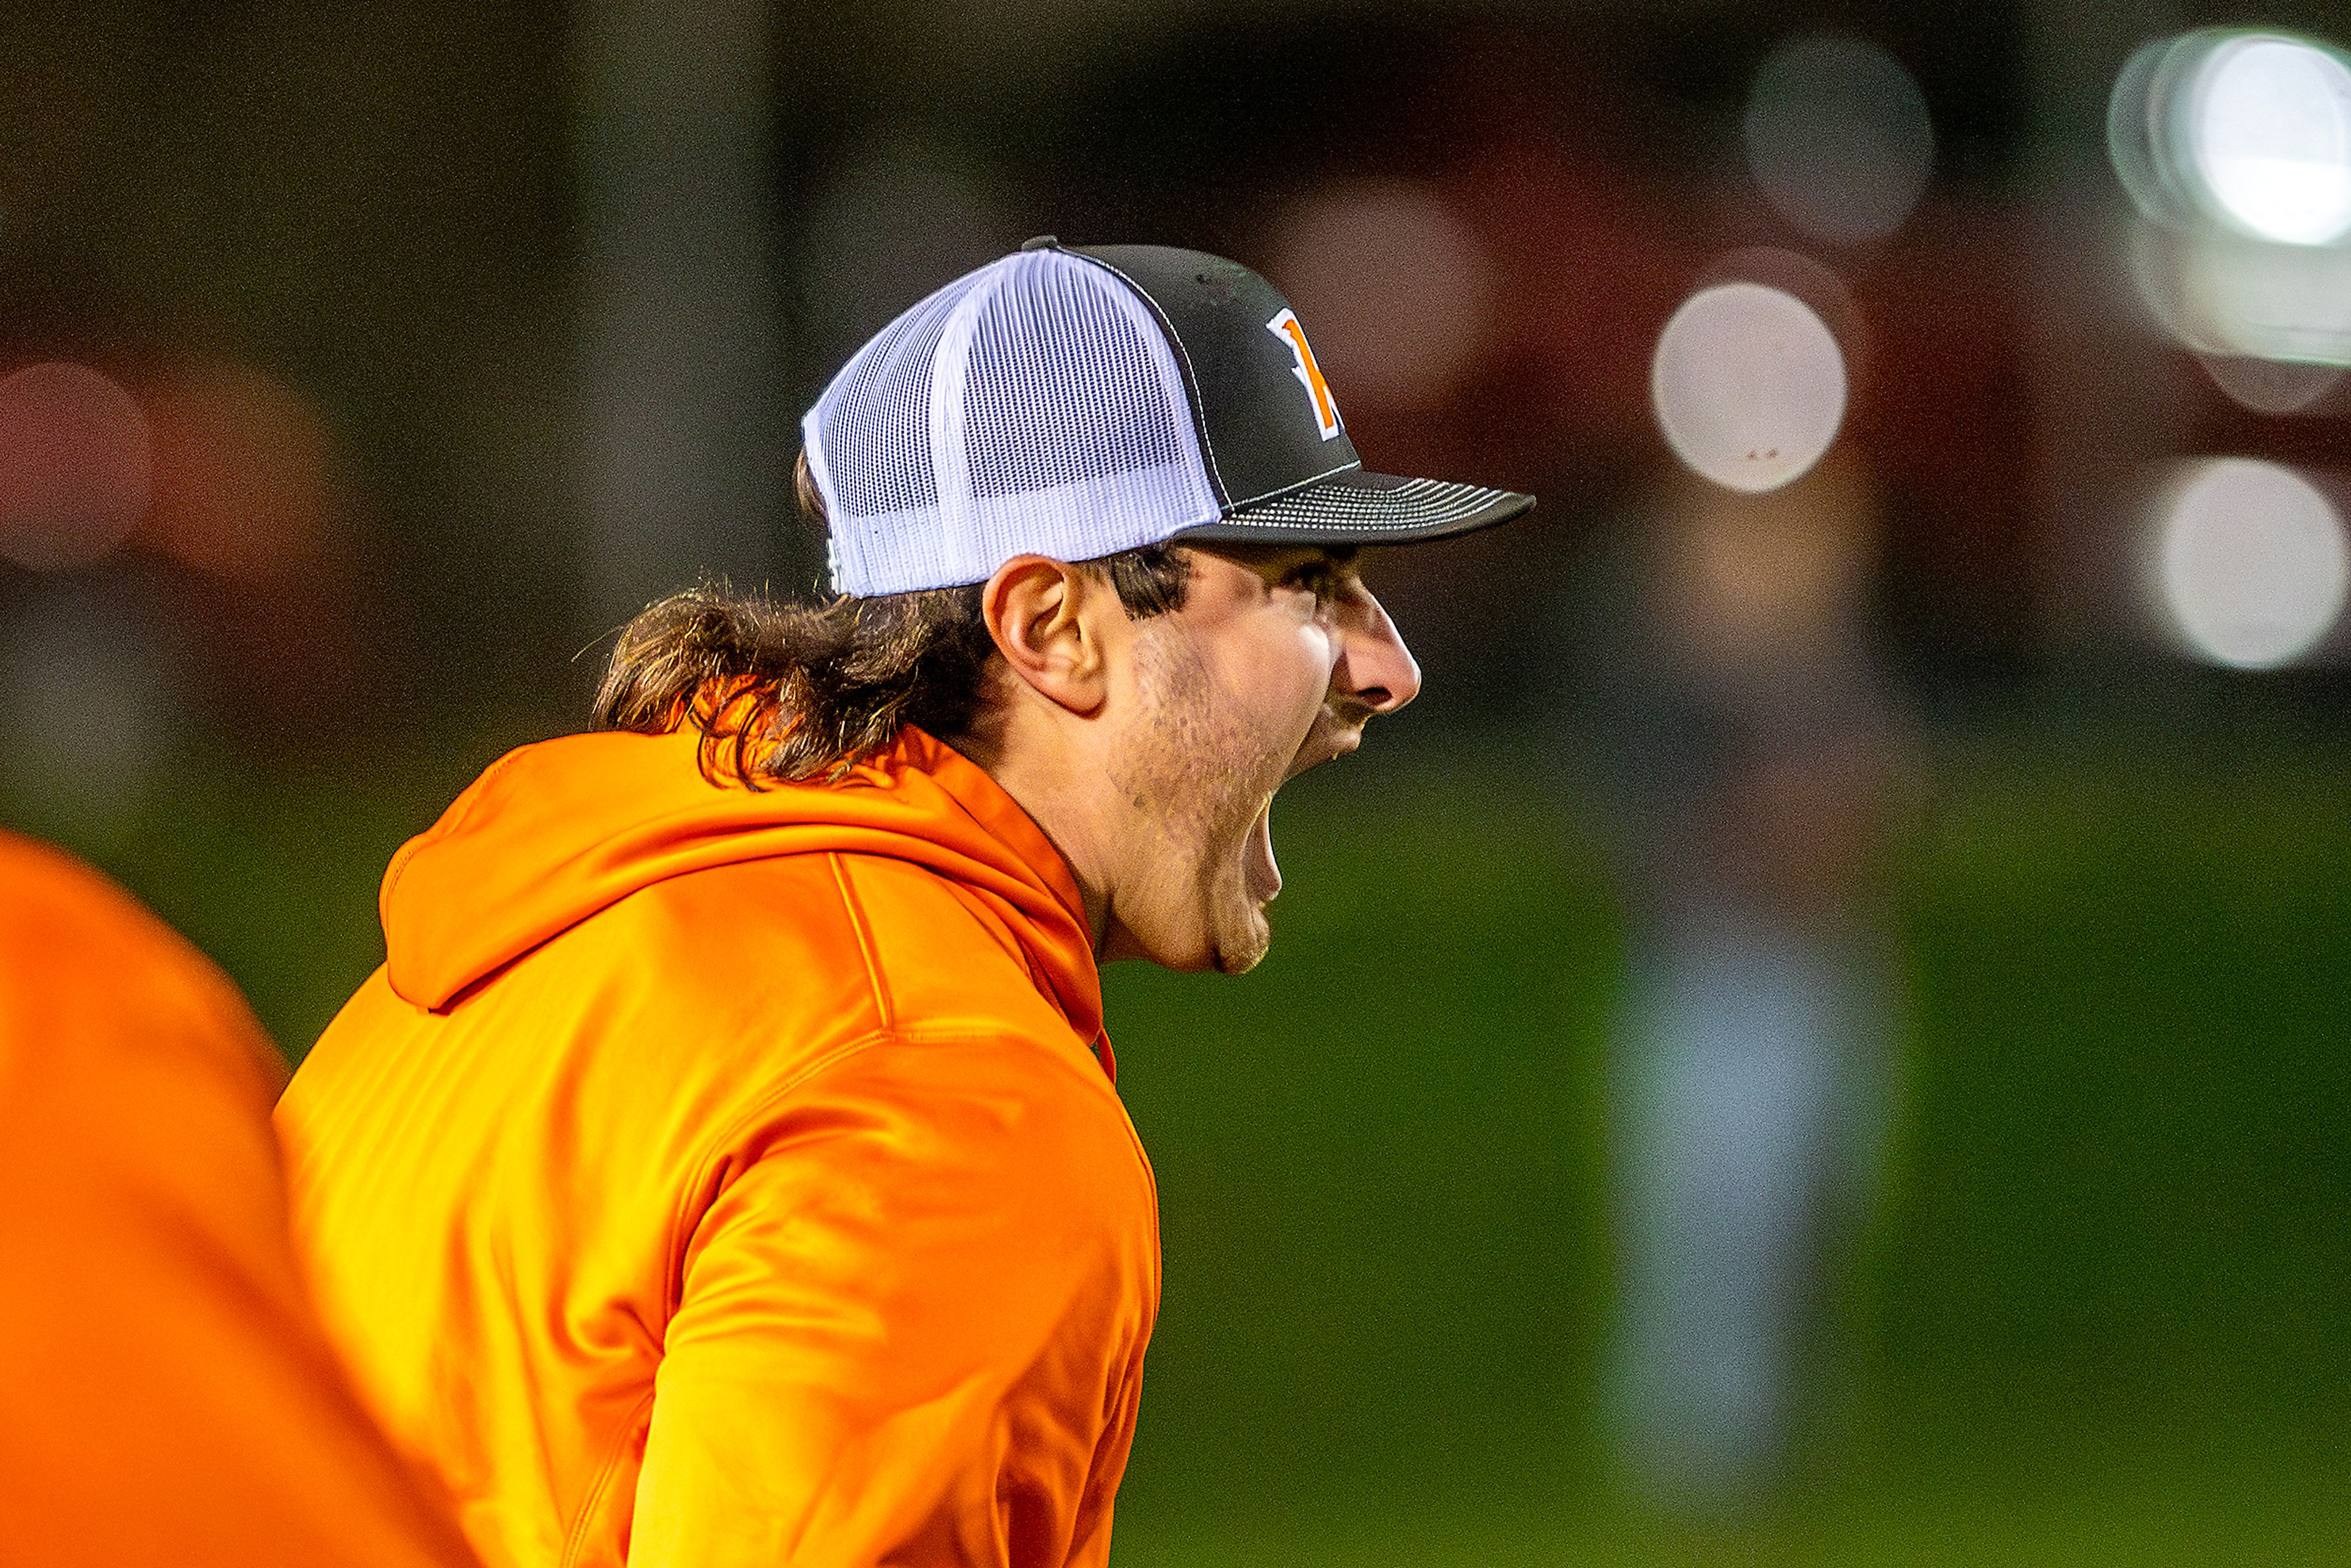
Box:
592;452;1192;786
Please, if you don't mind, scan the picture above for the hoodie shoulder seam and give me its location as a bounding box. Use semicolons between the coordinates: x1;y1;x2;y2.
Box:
827;851;896;1033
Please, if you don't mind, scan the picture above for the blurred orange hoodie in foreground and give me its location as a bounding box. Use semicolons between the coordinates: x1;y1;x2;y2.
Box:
0;831;480;1568
279;727;1161;1568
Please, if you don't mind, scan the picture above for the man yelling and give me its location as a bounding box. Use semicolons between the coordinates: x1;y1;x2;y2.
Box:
279;241;1530;1567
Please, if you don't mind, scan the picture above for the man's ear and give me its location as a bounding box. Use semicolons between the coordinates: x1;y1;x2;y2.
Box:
981;555;1114;715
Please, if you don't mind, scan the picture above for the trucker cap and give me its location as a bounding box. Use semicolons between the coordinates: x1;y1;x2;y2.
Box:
803;236;1535;596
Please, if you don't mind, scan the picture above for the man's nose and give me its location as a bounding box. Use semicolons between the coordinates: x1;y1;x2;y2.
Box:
1335;587;1421;714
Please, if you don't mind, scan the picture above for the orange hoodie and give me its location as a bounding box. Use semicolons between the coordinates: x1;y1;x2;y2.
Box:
277;726;1161;1568
0;831;480;1568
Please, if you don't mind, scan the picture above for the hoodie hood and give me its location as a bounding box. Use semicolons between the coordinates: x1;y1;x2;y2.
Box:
379;726;1104;1049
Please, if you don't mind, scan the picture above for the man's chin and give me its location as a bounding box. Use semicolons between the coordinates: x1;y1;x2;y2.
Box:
1209;904;1273;976
1111;885;1272;974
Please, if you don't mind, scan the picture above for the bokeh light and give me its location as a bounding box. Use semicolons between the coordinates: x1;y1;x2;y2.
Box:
2195;352;2344;414
0;362;153;573
1651;282;1847;493
1744;34;1935;247
2112;30;2351;247
2189;36;2351;247
2117;34;2351;364
140;360;336;583
1265;178;1495;415
2129;219;2351;365
2154;458;2349;669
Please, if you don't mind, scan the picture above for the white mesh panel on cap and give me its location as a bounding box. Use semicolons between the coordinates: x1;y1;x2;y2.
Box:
805;249;1219;596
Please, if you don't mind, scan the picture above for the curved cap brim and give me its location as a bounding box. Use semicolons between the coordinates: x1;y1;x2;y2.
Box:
1172;469;1534;547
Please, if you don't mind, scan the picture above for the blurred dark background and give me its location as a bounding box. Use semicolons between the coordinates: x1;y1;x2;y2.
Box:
5;1;2350;1560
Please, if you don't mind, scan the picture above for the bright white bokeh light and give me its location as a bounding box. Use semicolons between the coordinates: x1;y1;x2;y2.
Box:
1652;282;1847;493
2191;36;2351;245
2158;458;2349;668
2128;209;2351;364
1744;34;1935;247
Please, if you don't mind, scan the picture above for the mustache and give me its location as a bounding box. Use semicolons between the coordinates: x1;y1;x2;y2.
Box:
1283;704;1374;783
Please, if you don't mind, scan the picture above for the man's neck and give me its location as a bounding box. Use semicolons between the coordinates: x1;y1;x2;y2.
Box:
947;717;1123;959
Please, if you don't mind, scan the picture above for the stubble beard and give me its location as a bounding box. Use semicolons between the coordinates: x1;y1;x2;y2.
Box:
1111;631;1295;975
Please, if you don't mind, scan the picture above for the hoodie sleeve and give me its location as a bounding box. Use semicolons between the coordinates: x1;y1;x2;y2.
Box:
627;1032;1159;1568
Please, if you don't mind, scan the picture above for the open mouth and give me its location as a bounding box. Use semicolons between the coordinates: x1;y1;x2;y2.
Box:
1244;801;1281;904
1247;716;1365;907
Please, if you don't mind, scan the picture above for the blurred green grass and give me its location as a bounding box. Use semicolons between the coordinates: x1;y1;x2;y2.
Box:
15;728;2351;1561
1103;737;2351;1559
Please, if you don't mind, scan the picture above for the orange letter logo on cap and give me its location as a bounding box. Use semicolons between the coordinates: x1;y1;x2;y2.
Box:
1268;309;1343;441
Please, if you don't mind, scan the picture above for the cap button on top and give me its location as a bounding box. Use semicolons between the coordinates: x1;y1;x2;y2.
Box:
1020;234;1061;251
